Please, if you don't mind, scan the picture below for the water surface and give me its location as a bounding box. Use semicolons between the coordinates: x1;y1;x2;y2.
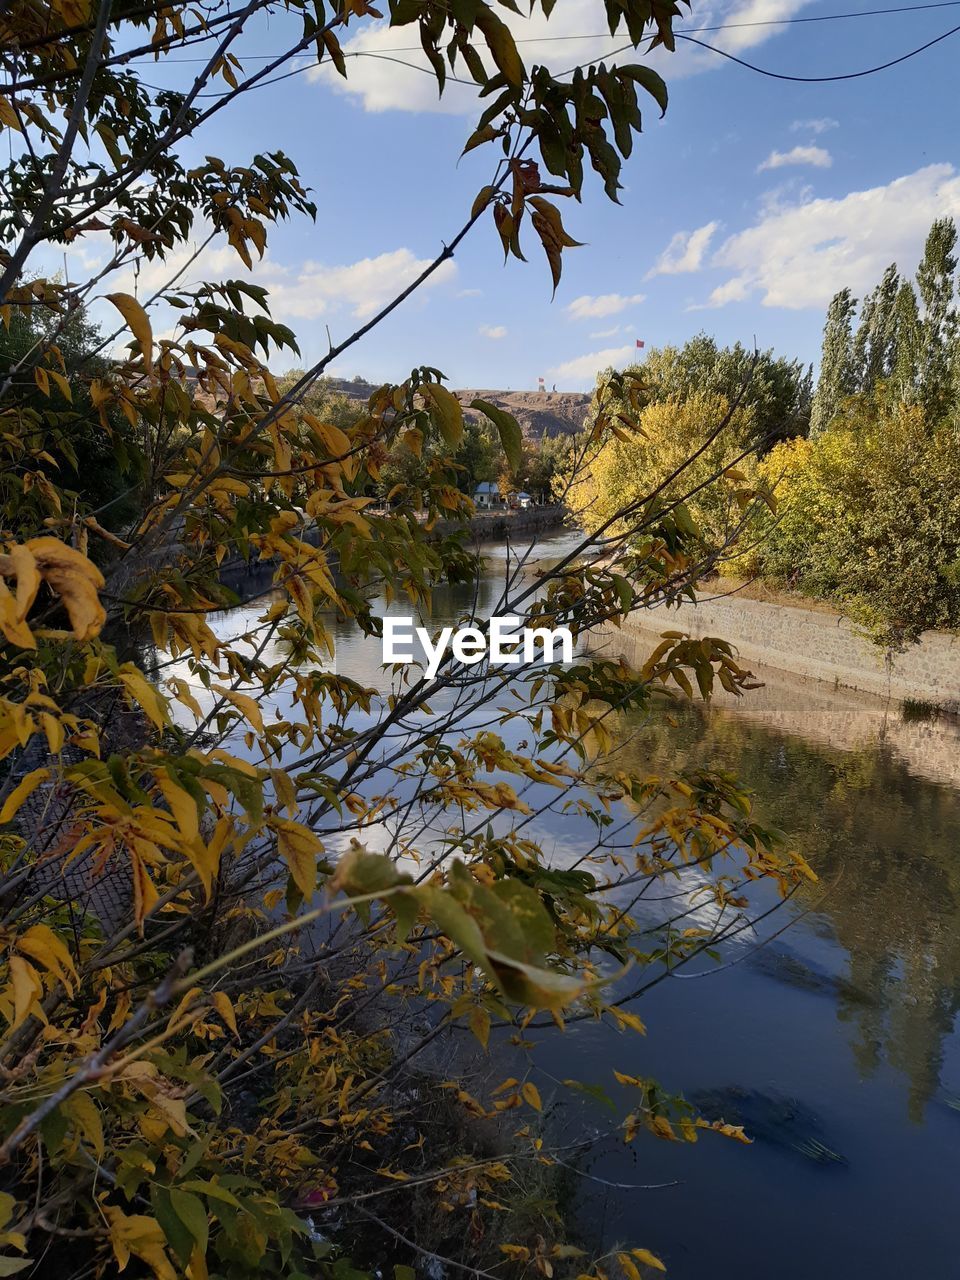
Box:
180;530;960;1277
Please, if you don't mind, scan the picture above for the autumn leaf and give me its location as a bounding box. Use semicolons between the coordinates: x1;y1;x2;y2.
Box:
211;990;238;1037
118;665;170;729
521;1081;542;1111
22;537;106;641
16;923;78;994
212;685;264;734
272;816;324;898
106;292;154;373
0;768;49;824
103;1207;176;1280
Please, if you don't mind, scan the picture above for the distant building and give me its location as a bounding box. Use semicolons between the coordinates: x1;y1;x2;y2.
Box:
474;482;501;509
516;492;532;509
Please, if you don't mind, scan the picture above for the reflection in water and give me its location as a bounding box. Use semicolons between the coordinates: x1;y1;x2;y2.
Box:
158;531;960;1277
616;693;960;1123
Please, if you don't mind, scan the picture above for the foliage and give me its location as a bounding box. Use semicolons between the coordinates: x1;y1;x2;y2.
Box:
809;287;857;437
624;334;812;450
0;299;142;531
754;399;960;646
0;3;815;1279
813;216;960;430
565;388;773;561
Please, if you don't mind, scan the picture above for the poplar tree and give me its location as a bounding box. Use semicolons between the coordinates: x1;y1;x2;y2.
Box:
891;279;922;401
916;216;958;419
811;287;857;435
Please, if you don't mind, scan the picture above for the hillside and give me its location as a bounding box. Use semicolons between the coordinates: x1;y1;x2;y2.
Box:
455;389;591;439
326;378;591;438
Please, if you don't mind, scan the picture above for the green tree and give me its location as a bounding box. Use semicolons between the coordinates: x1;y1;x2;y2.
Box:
756;397;960;646
890;278;922;400
810;287;856;436
915;216;958;419
629;334;811;448
0;298;141;531
852;263;900;395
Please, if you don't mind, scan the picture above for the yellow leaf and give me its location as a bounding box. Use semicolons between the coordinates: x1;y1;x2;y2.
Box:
17;923;78;994
155;772;200;843
106;292;153;373
272;817;323;898
118;665;169;729
66;1090;104;1157
521;1081;542;1112
0;578;35;648
212;685;264;734
41;713;63;753
8;544;39;621
7;956;43;1030
631;1249;666;1273
618;1254;642;1280
169;677;203;720
0;768;49;824
130;849;160;932
0;96;23;131
103;1207;176;1280
23;537;106;641
211;990;237;1037
270;768;297;817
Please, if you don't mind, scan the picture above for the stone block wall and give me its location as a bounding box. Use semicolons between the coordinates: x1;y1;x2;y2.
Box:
591;593;960;710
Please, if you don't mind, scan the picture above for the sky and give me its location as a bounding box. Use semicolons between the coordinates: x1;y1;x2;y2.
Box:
92;0;960;390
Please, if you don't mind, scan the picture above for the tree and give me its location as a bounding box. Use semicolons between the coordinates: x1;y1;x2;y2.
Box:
851;264;900;396
915;216;958;419
755;397;960;647
890;278;922;401
0;298;142;530
566;389;771;561
626;334;811;448
0;5;813;1279
810;288;856;436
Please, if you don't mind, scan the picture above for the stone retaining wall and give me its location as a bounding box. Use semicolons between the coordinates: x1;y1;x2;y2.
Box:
592;593;960;710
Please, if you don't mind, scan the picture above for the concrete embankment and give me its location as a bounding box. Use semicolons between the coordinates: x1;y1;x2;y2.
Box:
588;592;960;711
431;504;566;543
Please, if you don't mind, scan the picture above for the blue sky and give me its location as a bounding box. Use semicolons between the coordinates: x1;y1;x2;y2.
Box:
114;0;960;389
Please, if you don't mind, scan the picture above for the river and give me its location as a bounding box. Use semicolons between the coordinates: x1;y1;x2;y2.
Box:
173;528;960;1278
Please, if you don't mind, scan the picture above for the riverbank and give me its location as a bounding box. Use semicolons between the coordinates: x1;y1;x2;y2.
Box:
430;503;566;543
589;589;960;712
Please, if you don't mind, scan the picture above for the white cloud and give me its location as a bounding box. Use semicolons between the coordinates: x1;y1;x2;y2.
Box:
590;325;621;338
566;292;644;320
648;221;718;276
705;163;960;310
104;236;456;326
479;324;507;339
458;287;482;298
310;0;820;114
790;117;838;135
757;145;832;172
550;344;635;382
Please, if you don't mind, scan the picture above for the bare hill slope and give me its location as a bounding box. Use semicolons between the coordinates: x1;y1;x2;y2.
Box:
326;379;591;439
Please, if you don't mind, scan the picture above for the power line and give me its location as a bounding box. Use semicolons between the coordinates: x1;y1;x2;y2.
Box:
675;20;960;80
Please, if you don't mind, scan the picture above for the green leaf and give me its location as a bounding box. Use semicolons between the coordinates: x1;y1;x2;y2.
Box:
422;383;464;447
151;1184;194;1266
471;398;523;474
170;1188;209;1256
620;65;668;116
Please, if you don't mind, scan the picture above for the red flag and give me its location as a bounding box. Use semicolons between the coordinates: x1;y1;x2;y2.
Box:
636;339;645;349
